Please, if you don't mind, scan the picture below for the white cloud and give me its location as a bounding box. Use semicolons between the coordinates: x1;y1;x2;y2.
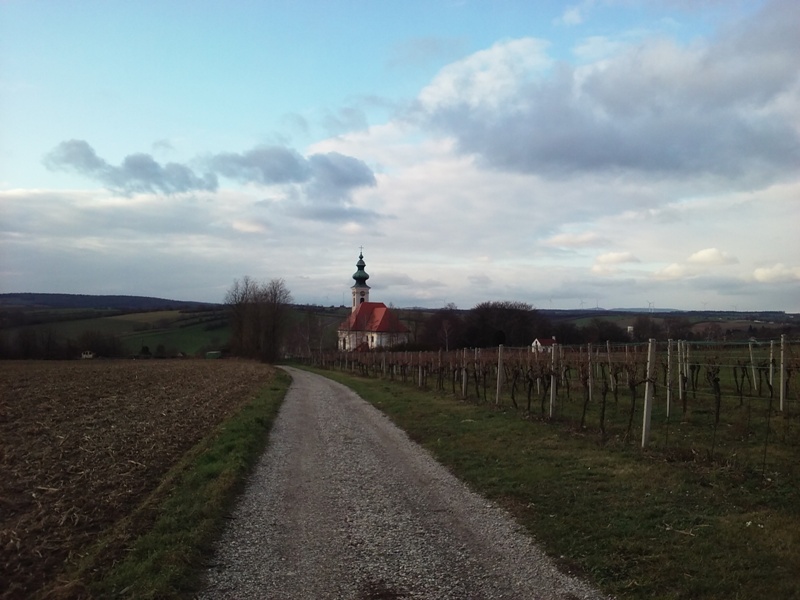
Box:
753;263;800;283
655;263;688;280
591;251;640;275
417;38;552;112
543;232;607;248
687;248;738;265
231;220;269;234
415;2;800;184
561;7;585;26
557;0;595;26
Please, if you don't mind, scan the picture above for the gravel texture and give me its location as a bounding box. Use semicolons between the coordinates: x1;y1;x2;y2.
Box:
198;366;608;600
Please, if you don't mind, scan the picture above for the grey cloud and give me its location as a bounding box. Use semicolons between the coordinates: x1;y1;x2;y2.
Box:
414;0;800;182
209;146;311;185
285;204;382;223
307;152;377;199
152;138;174;153
44;140;379;223
44;139;106;173
210;146;377;220
207;146;376;198
468;274;492;286
44;140;218;194
280;112;310;137
322;106;369;136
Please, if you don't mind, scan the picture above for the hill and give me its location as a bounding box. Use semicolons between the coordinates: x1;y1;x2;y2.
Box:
0;293;218;311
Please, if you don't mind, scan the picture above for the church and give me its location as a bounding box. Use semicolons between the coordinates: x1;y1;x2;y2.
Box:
337;251;409;351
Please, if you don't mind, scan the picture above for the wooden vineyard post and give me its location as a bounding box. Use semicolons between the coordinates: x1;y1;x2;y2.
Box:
461;348;468;399
677;340;685;411
588;343;593;405
642;338;656;448
666;339;672;418
496;344;504;406
607;340;615;393
438;349;442;391
418;351;423;388
769;340;775;388
749;341;759;395
549;343;557;418
780;334;786;412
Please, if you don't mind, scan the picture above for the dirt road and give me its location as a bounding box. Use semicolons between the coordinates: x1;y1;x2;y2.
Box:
199;367;605;599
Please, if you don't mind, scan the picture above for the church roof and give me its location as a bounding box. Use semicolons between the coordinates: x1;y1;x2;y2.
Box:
339;302;408;334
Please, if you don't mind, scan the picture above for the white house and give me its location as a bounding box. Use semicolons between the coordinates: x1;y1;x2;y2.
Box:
531;337;556;353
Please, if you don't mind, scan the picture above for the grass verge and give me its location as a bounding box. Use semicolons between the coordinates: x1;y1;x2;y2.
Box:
305;366;800;600
53;368;291;600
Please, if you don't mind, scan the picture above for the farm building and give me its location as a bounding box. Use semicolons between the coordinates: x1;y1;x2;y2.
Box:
531;337;556;353
338;251;408;351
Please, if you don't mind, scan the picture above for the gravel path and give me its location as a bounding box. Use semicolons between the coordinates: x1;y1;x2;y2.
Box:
198;366;607;600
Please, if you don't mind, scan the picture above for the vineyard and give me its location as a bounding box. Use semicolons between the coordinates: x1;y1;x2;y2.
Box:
302;336;799;479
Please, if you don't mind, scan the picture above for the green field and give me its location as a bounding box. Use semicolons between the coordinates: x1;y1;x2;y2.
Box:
1;309;230;357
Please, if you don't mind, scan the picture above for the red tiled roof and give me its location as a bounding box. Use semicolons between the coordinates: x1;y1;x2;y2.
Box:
533;337;555;346
339;302;409;333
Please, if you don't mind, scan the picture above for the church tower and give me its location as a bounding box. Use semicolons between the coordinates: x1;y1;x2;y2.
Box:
351;250;370;312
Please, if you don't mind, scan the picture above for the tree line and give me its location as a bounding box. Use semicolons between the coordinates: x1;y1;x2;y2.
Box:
396;304;701;351
225;276;293;362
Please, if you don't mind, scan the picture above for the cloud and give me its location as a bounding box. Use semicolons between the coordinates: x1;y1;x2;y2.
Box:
306;152;377;198
468;274;491;286
417;38;552;112
656;248;741;280
595;251;640;265
209;146;311;185
753;263;800;282
207;146;375;197
322;106;369;136
411;0;800;183
687;247;738;265
591;251;640;274
654;263;688;280
152;139;174;153
44;140;218;194
44;140;379;223
544;231;607;248
280;113;310;137
557;1;595;26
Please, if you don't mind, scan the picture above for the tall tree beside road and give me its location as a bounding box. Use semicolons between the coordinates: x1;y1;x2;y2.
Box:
225;277;293;362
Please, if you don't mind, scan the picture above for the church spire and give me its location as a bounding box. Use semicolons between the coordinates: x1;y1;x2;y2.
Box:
351;249;370;311
353;251;369;287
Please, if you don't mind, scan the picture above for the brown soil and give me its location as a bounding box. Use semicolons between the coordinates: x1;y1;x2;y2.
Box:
0;359;275;600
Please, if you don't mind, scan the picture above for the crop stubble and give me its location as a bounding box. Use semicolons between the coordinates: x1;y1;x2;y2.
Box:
0;359;275;599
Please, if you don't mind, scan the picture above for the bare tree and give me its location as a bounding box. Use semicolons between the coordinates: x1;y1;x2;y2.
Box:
259;278;293;362
225;277;293;362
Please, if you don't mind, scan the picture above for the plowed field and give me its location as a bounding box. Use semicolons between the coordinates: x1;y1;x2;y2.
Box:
0;359;276;599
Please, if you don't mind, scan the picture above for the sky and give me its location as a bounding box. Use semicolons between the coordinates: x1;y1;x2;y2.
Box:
1;0;799;312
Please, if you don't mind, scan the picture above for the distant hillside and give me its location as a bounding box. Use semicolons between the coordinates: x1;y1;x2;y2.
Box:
0;293;218;311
